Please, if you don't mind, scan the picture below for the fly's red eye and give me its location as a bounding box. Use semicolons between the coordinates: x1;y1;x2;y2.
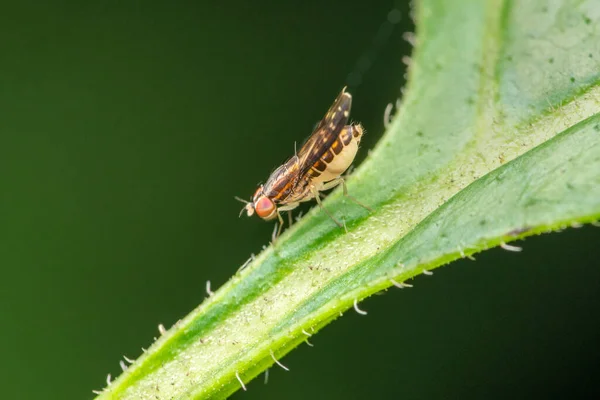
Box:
254;196;276;219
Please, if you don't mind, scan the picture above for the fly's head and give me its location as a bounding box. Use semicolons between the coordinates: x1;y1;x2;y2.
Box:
236;186;277;221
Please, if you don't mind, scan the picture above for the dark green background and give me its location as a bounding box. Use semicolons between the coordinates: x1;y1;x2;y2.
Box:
1;1;599;399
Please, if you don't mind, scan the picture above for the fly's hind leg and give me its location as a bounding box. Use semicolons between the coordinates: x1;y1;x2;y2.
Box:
339;177;373;212
319;177;372;212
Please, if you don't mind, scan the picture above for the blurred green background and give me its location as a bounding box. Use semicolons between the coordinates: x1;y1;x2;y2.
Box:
1;1;599;399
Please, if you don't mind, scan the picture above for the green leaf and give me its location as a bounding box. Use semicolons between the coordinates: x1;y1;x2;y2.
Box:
96;0;600;398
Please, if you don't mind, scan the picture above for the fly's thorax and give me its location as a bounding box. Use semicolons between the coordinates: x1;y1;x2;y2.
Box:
261;156;300;203
309;123;363;185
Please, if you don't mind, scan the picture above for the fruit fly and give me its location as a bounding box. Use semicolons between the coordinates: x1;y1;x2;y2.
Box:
237;87;370;238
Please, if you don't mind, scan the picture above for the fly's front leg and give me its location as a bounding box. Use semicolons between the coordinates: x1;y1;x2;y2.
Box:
272;202;300;242
272;211;285;244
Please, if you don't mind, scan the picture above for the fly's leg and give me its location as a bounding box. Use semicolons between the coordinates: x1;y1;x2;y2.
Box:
319;179;342;191
319;177;372;212
271;212;285;243
339;178;373;212
338;161;372;211
311;187;343;229
272;202;300;242
287;210;293;227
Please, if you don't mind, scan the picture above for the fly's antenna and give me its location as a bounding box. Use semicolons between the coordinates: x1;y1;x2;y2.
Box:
234;196;250;204
234;196;251;217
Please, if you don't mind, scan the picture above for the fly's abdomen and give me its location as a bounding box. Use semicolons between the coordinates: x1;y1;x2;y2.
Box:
310;123;363;185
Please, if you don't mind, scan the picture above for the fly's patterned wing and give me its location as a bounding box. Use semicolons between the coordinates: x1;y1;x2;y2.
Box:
297;87;352;176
